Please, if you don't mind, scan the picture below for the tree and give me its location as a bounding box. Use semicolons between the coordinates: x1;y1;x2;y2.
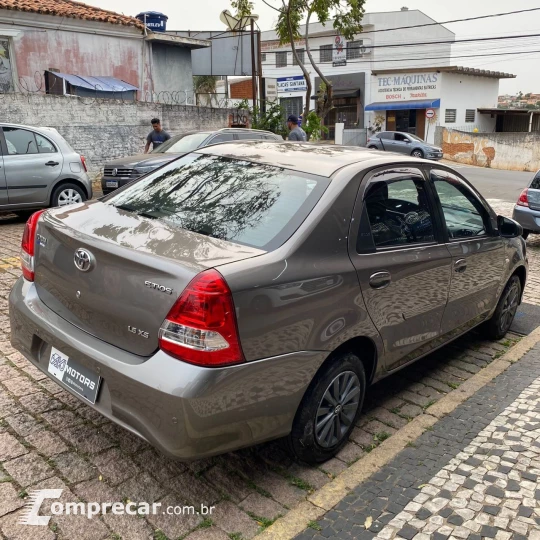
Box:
274;0;366;120
193;75;219;107
237;99;288;138
231;0;254;17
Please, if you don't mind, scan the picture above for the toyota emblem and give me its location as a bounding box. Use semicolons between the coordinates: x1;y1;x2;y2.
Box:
112;168;118;177
74;248;94;272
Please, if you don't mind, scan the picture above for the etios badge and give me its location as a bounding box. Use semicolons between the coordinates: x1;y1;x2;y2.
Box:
74;249;94;272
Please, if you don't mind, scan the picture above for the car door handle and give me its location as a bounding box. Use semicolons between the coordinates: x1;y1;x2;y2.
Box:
45;161;59;167
454;259;467;273
369;271;392;289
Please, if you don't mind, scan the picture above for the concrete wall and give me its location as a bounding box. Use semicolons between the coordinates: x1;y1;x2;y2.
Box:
151;44;193;96
0;93;232;174
436;127;540;171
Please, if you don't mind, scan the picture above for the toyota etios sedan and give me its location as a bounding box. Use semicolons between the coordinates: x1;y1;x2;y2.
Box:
10;142;527;464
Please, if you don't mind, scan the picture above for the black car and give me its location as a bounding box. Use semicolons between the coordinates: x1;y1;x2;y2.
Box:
101;128;283;194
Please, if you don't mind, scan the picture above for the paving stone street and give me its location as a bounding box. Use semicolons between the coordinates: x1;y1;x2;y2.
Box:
0;199;538;540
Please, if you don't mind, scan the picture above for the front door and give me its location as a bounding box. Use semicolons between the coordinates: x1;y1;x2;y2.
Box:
1;127;63;205
392;132;412;155
350;166;451;370
430;168;505;334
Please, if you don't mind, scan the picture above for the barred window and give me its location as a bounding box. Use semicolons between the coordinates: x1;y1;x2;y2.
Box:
445;109;457;123
320;44;333;63
276;51;287;68
346;40;363;60
465;109;476;123
293;49;305;65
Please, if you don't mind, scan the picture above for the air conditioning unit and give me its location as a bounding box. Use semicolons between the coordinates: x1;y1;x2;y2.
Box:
360;38;372;55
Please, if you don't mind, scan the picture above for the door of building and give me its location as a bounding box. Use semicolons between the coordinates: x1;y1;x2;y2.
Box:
280;97;303;123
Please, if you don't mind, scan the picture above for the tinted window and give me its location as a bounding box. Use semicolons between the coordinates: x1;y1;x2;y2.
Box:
3;127;38;155
394;133;410;142
364;170;435;248
152;133;210;154
531;172;540;190
378;132;394;140
431;170;487;239
236;133;263;140
106;154;329;251
209;134;235;144
36;134;56;153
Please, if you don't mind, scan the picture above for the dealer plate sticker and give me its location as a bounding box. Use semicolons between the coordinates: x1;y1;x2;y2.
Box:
48;347;101;404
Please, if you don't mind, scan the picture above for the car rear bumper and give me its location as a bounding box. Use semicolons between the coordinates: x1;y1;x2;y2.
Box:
9;278;327;460
512;205;540;233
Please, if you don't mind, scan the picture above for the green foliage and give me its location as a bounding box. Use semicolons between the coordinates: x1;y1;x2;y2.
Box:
237;99;287;138
303;110;328;141
308;520;323;531
193;75;218;95
231;0;254;17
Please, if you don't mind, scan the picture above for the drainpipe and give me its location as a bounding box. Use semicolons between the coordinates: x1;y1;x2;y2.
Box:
529;110;534;132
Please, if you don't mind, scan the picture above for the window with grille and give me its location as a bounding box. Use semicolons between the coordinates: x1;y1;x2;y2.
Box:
445;109;457;123
276;51;287;68
465;109;475;123
346;40;363;60
320;44;333;63
293;49;305;65
261;53;267;62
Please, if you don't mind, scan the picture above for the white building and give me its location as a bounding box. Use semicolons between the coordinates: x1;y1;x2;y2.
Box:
260;8;514;142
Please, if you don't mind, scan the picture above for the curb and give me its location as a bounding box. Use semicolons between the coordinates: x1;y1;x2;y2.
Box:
258;326;540;540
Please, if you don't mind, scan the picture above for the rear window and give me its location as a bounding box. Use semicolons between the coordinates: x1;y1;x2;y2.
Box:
532;172;540;190
105;154;329;250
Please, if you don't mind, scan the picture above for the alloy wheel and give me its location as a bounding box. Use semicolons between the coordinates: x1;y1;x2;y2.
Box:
315;371;361;448
499;281;519;333
58;189;83;206
412;150;423;158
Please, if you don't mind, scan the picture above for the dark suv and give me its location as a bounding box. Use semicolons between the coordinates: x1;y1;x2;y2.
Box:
101;128;283;194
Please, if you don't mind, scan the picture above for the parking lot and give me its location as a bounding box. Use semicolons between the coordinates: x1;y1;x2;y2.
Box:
0;201;539;540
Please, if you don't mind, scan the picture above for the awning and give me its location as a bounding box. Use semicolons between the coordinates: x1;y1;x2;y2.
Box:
365;99;440;111
52;72;138;92
333;89;360;98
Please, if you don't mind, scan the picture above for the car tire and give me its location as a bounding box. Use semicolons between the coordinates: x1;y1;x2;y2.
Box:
368;145;379;150
411;149;424;158
284;352;366;464
483;275;521;340
51;183;87;207
522;230;530;240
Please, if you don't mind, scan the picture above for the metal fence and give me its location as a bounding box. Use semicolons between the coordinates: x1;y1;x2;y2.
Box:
342;128;368;147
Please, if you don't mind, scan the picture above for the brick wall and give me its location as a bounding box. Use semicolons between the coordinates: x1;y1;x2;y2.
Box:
230;80;254;100
0;93;233;175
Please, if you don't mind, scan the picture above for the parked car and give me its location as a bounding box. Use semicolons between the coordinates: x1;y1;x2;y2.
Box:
0;123;91;214
101;128;283;195
367;131;443;160
512;170;540;239
10;142;527;464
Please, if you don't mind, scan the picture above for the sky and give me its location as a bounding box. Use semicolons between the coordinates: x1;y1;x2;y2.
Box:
88;0;540;95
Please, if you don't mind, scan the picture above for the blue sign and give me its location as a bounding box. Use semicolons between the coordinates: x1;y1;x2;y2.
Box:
277;75;307;93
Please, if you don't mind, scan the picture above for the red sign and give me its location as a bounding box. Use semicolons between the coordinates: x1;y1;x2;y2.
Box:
426;108;435;119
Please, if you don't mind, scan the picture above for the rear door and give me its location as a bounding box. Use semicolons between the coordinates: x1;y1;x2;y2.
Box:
377;132;394;152
430;168;505;334
2;127;63;205
349;166;452;370
392;133;412;155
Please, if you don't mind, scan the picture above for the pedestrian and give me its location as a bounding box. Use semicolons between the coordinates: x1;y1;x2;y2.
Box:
144;118;171;153
287;115;307;142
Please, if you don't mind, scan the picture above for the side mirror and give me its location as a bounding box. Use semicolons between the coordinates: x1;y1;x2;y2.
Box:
405;139;411;143
498;215;523;238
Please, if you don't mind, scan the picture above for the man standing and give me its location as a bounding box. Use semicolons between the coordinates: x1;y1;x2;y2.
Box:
287;115;307;142
144;118;171;153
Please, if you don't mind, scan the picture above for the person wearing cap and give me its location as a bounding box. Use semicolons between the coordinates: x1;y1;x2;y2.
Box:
287;115;307;142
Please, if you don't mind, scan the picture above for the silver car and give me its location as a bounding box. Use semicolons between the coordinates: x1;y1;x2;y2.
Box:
512;170;540;239
9;142;526;464
367;131;443;160
0;123;92;213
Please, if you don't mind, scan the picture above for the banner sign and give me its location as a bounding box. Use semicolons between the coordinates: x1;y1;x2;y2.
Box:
375;72;440;102
333;35;347;67
277;75;307;93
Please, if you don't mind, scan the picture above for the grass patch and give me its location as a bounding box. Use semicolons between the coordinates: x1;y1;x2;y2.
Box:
374;431;391;443
405;441;417;448
246;480;272;498
447;382;460;390
283;473;313;492
154;530;169;540
423;400;437;411
229;534;243;540
308;520;322;531
248;512;279;529
198;518;213;529
18;489;28;499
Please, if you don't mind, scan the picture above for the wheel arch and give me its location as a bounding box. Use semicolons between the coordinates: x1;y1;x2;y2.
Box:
512;264;527;302
411;147;424;157
49;178;90;205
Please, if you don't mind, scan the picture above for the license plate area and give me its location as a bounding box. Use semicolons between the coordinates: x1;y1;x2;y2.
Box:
48;347;101;404
106;181;118;188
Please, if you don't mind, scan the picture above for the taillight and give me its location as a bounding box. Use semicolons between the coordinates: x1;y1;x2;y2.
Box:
80;156;88;173
158;269;244;367
517;188;529;207
20;210;45;281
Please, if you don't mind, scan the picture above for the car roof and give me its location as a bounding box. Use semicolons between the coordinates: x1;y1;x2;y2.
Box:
197;140;422;177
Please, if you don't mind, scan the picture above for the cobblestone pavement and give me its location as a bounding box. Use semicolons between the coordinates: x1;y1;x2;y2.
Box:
295;343;540;540
0;201;538;540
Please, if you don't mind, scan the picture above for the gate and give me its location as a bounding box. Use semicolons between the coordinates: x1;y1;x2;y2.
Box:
342;128;368;147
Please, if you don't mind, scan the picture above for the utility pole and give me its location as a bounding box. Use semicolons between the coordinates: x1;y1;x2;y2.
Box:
250;18;257;110
257;29;264;110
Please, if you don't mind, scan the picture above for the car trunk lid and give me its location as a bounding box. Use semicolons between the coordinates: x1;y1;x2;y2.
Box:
33;201;264;356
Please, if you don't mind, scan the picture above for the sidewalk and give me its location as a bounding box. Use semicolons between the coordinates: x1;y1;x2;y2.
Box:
295;343;540;540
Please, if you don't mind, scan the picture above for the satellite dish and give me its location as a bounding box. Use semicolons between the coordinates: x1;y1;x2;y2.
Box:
220;9;258;31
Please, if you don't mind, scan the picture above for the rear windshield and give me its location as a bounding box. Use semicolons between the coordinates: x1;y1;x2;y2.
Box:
152;133;209;154
104;154;330;250
532;172;540;190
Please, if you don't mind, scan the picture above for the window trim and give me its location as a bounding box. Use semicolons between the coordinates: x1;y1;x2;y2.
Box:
2;127;42;156
35;132;58;154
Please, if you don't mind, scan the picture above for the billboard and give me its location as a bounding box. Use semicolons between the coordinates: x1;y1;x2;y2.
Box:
172;31;259;77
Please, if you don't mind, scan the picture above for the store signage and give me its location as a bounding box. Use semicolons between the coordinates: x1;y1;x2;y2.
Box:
277;75;307;93
375;72;440;102
333;35;347;67
425;108;435;119
263;78;278;102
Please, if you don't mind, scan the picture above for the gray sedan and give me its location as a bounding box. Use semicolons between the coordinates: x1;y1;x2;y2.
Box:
10;142;526;464
367;131;443;160
512;170;540;239
0;123;92;213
